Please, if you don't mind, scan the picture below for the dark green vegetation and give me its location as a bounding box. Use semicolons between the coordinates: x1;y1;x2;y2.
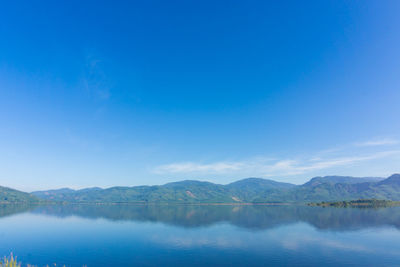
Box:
2;174;400;203
309;199;400;208
28;174;400;203
0;186;40;203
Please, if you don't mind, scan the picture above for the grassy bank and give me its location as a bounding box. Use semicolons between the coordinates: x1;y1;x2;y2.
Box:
0;254;20;267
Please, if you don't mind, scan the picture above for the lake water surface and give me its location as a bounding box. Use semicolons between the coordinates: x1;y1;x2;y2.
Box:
1;204;400;266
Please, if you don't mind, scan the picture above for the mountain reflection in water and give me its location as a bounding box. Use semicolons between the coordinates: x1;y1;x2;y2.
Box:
4;203;400;231
2;204;400;266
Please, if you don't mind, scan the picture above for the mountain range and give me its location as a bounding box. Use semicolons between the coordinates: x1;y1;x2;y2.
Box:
1;174;400;203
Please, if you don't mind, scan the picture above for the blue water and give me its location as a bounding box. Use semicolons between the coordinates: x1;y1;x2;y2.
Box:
1;204;400;266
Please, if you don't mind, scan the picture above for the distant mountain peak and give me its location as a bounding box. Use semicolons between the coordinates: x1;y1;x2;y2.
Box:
388;173;400;179
378;174;400;185
35;188;75;193
303;176;383;187
228;177;295;189
77;187;103;193
164;180;216;187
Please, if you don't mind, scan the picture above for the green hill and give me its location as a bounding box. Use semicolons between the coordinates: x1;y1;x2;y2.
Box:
0;186;41;203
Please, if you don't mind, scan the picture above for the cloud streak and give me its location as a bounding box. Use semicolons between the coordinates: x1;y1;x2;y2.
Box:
154;162;244;174
355;138;399;147
263;150;400;176
154;149;400;177
82;55;111;101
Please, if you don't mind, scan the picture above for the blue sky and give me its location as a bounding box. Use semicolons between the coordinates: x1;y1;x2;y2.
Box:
1;0;400;191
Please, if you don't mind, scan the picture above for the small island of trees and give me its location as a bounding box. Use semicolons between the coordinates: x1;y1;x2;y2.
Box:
308;199;400;208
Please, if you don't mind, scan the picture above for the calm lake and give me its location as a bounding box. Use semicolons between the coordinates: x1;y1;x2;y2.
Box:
1;204;400;266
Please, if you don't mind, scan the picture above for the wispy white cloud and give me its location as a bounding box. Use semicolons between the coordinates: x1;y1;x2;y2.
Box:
262;150;400;176
355;138;399;147
154;162;244;174
82;55;111;100
153;150;400;177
